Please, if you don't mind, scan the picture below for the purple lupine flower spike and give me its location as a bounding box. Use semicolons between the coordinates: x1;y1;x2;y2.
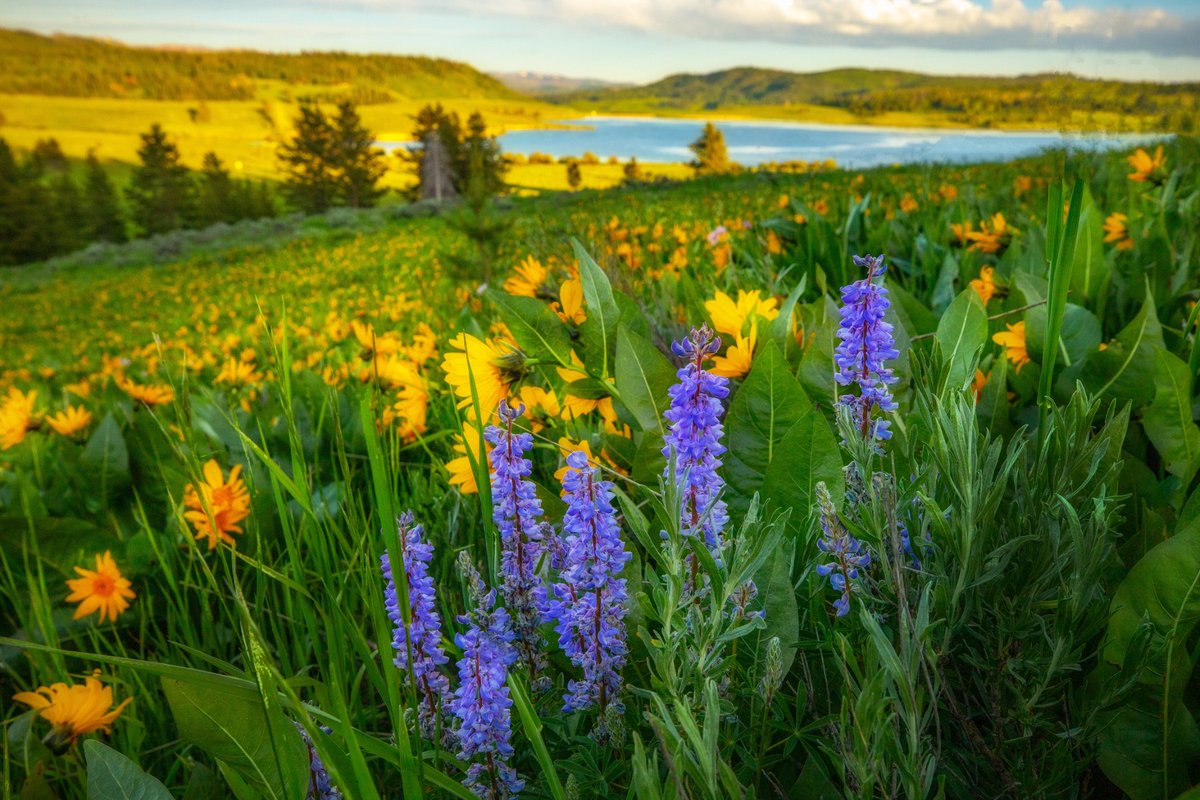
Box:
381;512;451;739
296;722;343;800
814;482;870;618
546;450;632;720
835;254;900;444
662;325;730;554
452;556;524;800
484;400;549;681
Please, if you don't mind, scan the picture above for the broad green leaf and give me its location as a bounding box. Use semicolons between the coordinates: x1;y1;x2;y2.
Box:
725;341;814;516
887;279;938;337
80;412;130;506
1069;183;1110;310
615;325;676;434
0;516;118;574
1026;303;1102;368
1082;289;1164;408
564;377;610;400
573;239;620;376
760;413;844;538
797;296;839;407
1142;351;1200;484
770;274;808;361
755;542;798;677
485;289;572;367
1095;517;1200;800
181;764;225;800
935;289;988;387
161;677;308;800
85;740;174;800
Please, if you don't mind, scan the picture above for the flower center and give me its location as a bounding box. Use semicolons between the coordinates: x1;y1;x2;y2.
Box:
92;575;114;596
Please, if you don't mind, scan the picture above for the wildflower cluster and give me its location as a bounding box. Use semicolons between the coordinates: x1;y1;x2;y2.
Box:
485;400;550;679
381;512;451;739
662;325;730;554
834;253;899;445
451;555;523;800
545;450;632;718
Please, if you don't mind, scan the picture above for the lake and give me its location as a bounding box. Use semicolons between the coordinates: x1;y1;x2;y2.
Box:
483;116;1152;169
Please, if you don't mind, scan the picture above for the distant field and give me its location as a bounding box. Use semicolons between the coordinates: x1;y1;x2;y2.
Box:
0;93;567;183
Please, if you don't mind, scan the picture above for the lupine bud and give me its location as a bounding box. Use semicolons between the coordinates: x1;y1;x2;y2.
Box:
758;637;784;706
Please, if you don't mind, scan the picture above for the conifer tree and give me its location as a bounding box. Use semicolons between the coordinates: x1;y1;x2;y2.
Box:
566;159;582;190
688;122;734;175
83;153;127;243
278;102;339;214
408;103;464;200
623;156;643;182
126;124;195;235
332;100;386;208
197;151;237;225
462;111;507;197
52;172;87;253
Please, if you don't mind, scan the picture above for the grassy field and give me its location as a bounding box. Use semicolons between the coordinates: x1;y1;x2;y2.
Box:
2;137;1199;799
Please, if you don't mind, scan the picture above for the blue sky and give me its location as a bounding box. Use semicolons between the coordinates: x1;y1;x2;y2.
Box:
3;0;1199;82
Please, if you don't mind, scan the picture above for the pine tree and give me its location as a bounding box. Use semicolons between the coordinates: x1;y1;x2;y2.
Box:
332;100;386;208
279;102;339;214
462;111;507;198
126;124;196;235
566;160;582;190
688;122;734;175
83;153;127;243
52;172;87;253
197;151;236;225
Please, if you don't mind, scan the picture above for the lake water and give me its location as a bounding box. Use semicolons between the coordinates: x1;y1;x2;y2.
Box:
482;116;1152;169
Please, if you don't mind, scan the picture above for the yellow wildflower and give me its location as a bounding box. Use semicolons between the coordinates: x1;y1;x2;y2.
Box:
993;322;1031;374
13;674;132;754
66;551;135;623
1103;212;1133;251
183;460;252;550
969;267;997;306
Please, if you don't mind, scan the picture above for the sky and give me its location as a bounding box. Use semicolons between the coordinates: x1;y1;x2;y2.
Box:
2;0;1199;83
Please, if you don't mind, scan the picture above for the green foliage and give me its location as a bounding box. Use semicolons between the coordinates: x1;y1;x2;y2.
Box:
84;740;174;800
1094;511;1200;799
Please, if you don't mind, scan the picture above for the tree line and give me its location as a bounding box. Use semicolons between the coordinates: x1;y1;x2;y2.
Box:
0;100;514;267
0;133;275;267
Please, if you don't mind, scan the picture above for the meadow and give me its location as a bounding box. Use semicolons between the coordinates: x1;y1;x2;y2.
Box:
2;135;1199;800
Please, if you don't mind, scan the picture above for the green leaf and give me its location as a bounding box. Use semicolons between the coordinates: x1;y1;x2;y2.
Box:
1026;303;1102;368
573;239;620;376
1142;351;1200;484
508;675;567;800
161;677;308;800
797;296;839;407
615;324;676;434
1069;183;1110;311
85;740;174;800
724;341;814;516
80;412;130;505
486;289;572;367
756;542;798;677
1082;289;1165;408
0;516;118;574
769;274;808;360
935;288;988;387
1096;517;1200;800
564;378;610;400
760;413;843;539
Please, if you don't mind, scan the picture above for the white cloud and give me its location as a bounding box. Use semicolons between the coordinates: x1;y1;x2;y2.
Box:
355;0;1200;57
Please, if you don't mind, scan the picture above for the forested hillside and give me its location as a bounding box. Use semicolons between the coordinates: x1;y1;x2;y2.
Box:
555;66;1200;132
0;28;522;101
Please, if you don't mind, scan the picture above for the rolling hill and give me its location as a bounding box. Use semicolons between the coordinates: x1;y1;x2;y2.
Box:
0;28;522;102
552;66;1200;132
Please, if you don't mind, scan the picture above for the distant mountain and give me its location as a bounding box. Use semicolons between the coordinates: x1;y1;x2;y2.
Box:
492;71;631;96
0;28;524;102
553;66;1200;132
